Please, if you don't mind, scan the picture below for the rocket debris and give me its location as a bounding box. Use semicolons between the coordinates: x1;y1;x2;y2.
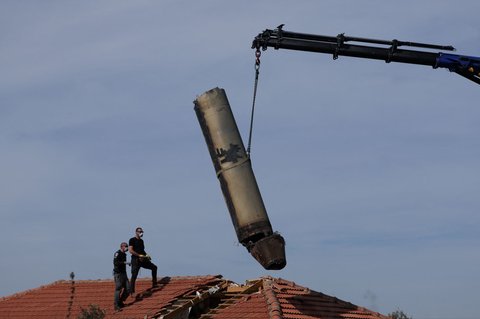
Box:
194;87;286;270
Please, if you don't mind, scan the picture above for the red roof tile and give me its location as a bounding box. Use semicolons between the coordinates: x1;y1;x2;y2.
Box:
209;277;388;319
0;276;389;319
0;275;223;319
266;277;389;319
209;293;270;319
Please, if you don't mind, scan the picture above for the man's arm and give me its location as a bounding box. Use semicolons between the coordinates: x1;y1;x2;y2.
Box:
113;252;121;267
128;245;142;257
113;252;128;267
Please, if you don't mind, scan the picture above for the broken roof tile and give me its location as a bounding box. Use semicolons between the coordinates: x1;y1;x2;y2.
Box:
0;275;389;319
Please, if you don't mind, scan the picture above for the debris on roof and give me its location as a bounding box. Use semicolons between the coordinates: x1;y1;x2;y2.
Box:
0;275;389;319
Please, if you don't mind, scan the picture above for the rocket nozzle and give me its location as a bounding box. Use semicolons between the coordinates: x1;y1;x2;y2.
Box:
248;233;286;270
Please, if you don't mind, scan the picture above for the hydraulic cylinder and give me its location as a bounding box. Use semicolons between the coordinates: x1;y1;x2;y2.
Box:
194;87;286;270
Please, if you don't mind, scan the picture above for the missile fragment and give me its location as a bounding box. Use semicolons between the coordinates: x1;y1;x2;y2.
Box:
194;87;286;270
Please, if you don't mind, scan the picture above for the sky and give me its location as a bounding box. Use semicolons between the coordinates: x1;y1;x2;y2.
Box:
1;1;479;319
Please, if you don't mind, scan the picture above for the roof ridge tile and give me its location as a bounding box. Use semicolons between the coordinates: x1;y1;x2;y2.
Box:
262;278;283;319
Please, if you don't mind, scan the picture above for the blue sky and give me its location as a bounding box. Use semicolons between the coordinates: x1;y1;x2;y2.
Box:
1;1;479;319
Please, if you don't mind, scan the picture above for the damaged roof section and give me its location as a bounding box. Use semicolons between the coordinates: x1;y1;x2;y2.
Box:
0;275;389;319
205;277;389;319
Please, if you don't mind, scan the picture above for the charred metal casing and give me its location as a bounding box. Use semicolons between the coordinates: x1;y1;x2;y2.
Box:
194;87;286;270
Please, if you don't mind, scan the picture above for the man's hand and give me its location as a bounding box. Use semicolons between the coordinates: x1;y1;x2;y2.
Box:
139;254;151;262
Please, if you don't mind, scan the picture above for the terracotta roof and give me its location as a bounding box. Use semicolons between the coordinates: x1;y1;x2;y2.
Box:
207;277;388;319
0;275;389;319
262;277;388;319
0;275;224;319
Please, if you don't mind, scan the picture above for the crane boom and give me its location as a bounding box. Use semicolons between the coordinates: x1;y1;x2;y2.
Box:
252;25;480;85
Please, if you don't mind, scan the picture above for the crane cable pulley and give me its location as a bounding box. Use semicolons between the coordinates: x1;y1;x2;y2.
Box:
246;47;261;157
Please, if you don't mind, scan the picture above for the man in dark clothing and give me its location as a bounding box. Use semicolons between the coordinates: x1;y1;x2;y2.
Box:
113;242;130;311
128;227;158;295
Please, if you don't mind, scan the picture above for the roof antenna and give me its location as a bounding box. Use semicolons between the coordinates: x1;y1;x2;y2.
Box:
66;272;75;319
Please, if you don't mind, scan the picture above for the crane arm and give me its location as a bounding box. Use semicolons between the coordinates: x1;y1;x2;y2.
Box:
252;26;480;85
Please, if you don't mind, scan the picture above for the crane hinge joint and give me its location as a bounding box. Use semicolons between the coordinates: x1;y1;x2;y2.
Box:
436;53;480;73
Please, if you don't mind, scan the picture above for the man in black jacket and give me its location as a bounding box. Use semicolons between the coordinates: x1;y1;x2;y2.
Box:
128;227;158;295
113;242;130;310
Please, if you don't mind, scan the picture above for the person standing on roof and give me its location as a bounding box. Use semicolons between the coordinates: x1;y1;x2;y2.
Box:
128;227;158;294
113;242;130;311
